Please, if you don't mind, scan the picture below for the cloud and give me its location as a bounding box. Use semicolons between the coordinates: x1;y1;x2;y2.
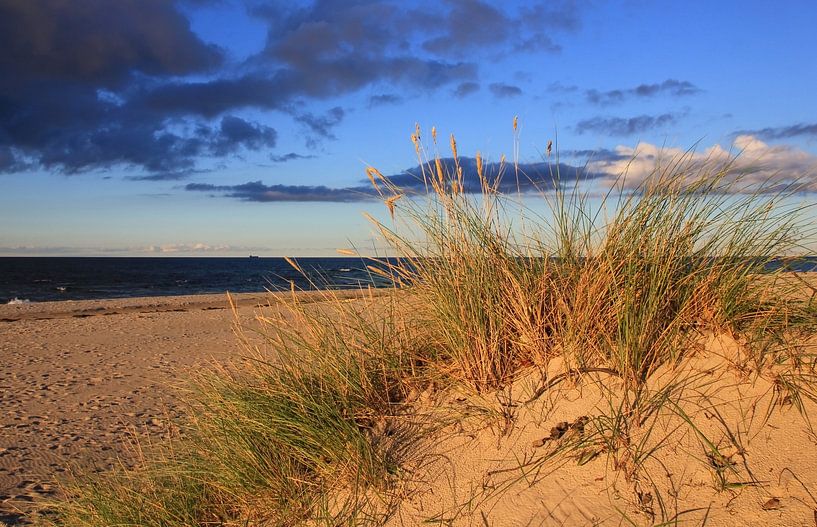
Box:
547;81;579;93
0;0;222;88
126;171;199;182
414;0;582;57
185;181;376;202
575;113;679;136
0;242;260;256
270;152;317;163
586;79;701;106
10;113;278;176
142;243;234;253
489;83;523;98
735;122;817;140
453;81;480;98
561;148;631;162
368;93;403;107
421;0;512;55
0;1;273;177
186;156;602;202
587;135;817;192
383;157;600;194
212;115;278;155
294;106;345;141
0;146;31;172
0;1;587;178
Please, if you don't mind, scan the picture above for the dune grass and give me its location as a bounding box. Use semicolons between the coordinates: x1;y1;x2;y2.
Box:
45;290;422;526
361;128;817;521
41;123;816;525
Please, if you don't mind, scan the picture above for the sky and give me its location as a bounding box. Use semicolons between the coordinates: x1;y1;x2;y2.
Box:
1;0;816;256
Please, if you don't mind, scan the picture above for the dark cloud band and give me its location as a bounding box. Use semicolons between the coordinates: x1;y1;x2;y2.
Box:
575;113;679;136
734;122;817;140
185;157;601;202
585;79;701;106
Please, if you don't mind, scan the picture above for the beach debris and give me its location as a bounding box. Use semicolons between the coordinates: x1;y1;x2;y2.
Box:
551;421;570;439
532;416;589;447
761;497;781;510
637;489;653;508
531;437;548;448
706;451;735;470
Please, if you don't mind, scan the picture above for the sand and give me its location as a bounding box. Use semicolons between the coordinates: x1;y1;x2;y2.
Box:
0;290;366;523
2;290;817;526
386;337;817;527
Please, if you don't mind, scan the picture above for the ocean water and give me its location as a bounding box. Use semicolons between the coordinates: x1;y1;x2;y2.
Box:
2;256;816;304
0;257;394;303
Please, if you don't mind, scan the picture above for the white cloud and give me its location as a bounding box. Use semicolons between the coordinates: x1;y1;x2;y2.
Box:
0;243;261;256
588;135;817;193
142;243;235;254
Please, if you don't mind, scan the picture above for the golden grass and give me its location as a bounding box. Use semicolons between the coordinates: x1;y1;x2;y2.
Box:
39;120;817;526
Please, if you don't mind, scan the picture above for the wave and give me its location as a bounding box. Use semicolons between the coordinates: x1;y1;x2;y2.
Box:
7;297;31;304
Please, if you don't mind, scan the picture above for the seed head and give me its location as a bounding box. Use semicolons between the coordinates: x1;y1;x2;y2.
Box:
365;167;381;191
384;194;402;219
476;151;483;179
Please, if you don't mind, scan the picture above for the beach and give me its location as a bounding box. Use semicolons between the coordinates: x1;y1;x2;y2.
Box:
0;291;367;521
1;286;816;525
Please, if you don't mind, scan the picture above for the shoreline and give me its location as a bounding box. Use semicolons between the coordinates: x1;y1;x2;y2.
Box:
0;288;384;323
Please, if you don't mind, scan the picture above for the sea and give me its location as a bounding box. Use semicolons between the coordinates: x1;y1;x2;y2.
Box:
0;257;395;304
2;256;816;304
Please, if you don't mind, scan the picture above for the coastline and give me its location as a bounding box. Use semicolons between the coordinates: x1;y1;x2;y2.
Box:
0;289;378;323
0;289;379;520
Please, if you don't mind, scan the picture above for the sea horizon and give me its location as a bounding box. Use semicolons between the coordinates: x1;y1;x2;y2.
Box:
0;256;396;304
4;255;817;304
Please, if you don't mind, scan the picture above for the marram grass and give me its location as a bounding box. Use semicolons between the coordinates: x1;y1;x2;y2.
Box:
40;123;816;526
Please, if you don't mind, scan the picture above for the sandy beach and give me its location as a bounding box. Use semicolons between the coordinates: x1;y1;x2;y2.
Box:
2;287;817;526
0;291;368;523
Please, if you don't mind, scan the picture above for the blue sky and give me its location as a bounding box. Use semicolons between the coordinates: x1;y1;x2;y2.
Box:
1;0;816;256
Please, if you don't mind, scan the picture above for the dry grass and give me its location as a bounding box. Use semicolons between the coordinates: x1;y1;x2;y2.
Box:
39;121;817;526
